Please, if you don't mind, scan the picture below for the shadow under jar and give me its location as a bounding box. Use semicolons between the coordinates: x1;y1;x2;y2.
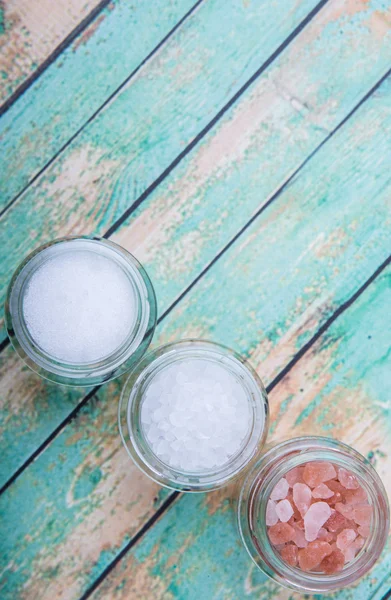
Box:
119;340;269;492
5;236;157;386
238;437;389;594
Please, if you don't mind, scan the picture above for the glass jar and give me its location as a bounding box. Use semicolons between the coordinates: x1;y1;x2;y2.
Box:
119;340;269;491
5;236;157;386
237;437;389;593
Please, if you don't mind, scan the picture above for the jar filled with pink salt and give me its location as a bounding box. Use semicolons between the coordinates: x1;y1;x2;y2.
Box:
237;437;389;593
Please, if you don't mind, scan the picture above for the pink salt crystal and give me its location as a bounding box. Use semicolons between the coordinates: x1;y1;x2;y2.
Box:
275;499;294;523
318;528;334;543
281;543;299;567
344;486;368;504
286;467;304;487
298;541;332;571
325;511;350;533
353;505;373;526
286;492;301;519
304;502;332;542
292;523;308;548
312;483;334;499
326;479;346;494
338;467;359;490
303;461;337;488
336;528;357;550
358;524;370;538
268;522;295;545
293;483;312;517
342;544;357;563
270;477;289;501
266;500;279;526
354;536;365;550
320;549;345;574
335;502;355;520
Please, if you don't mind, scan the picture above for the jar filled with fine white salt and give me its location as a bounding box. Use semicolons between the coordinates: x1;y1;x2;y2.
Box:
119;340;269;491
5;237;156;386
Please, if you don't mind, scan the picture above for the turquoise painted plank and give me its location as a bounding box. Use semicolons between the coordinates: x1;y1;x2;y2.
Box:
1;71;390;600
89;266;391;600
0;0;197;209
0;0;390;489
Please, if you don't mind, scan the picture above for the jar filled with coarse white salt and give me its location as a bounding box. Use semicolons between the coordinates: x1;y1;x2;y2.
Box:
119;340;269;491
237;437;389;594
5;237;156;386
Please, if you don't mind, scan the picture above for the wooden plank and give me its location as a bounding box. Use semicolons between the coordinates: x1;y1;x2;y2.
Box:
89;265;391;600
1;68;390;600
0;2;389;490
0;0;198;209
1;0;390;488
0;0;103;105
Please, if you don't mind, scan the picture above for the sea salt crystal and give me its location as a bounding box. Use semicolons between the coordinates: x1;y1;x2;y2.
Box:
141;359;251;471
23;248;136;363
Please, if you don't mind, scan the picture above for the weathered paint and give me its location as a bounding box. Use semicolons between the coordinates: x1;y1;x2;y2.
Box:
0;0;197;208
89;267;391;600
0;0;390;494
1;74;390;599
0;0;100;104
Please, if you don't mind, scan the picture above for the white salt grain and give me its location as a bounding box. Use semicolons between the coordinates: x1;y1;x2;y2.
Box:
23;249;136;363
141;359;251;472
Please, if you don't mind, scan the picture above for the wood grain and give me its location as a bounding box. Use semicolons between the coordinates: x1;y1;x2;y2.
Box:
1;70;389;600
1;0;390;488
0;0;197;208
0;0;102;104
89;265;391;600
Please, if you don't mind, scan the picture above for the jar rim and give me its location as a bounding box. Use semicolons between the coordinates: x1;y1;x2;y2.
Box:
119;339;269;491
5;236;157;386
238;437;390;593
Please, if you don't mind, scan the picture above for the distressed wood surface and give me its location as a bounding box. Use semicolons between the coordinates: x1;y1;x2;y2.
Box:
0;0;197;208
90;266;391;600
1;1;390;599
1;68;390;599
0;0;103;105
1;0;391;489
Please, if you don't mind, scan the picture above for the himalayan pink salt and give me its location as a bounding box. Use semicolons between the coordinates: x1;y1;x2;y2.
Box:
344;486;368;504
343;544;357;563
335;502;355;520
312;483;334;499
281;543;299;567
286;467;304;487
298;540;332;571
304;502;332;542
286;492;301;519
353;505;372;526
318;527;334;543
354;536;365;550
266;500;278;526
338;467;359;490
319;549;345;574
358;524;370;538
275;499;294;523
291;522;308;548
268;522;295;545
325;511;351;533
293;483;312;517
303;461;336;488
326;479;346;494
270;477;289;501
336;528;357;550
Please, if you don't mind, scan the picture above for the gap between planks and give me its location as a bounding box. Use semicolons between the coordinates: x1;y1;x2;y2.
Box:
79;253;391;600
0;63;389;497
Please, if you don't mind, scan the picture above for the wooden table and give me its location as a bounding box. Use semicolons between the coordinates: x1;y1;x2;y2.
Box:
1;1;390;598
